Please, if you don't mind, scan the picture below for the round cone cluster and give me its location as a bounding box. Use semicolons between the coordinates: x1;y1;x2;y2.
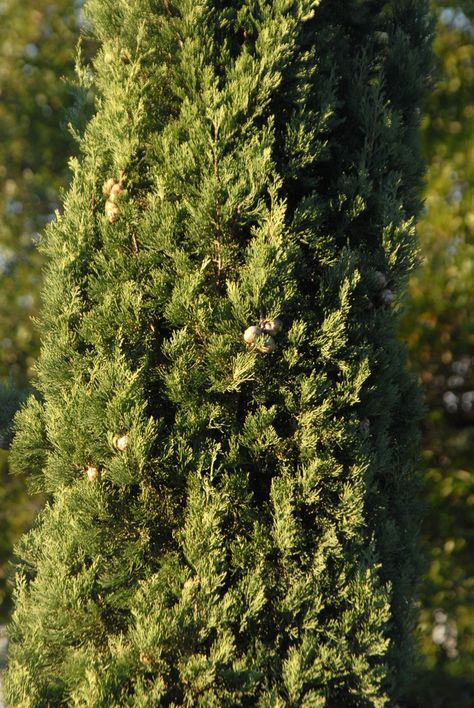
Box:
243;317;283;354
103;174;124;223
372;271;394;308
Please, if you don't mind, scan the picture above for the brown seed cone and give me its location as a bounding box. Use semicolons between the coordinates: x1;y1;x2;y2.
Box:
257;336;276;354
261;318;283;336
109;183;123;202
102;178;116;197
374;30;389;45
86;465;99;482
105;200;120;223
380;288;394;306
374;271;388;290
243;325;262;345
113;433;129;452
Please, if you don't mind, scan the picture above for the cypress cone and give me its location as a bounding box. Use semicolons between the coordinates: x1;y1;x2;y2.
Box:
5;1;432;705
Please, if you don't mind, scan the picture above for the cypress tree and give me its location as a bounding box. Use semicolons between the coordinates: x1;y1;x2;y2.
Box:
5;1;432;705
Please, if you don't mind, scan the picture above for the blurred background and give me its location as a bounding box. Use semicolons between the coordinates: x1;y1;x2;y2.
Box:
0;1;473;705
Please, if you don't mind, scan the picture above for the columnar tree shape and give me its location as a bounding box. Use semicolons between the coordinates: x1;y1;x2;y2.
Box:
5;1;432;705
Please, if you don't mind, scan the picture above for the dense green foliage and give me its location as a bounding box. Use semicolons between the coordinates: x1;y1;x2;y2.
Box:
402;3;474;705
5;1;431;705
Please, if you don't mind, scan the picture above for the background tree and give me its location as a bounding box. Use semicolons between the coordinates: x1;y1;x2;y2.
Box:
0;0;86;387
4;1;432;705
0;0;86;622
403;3;474;705
0;384;36;622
